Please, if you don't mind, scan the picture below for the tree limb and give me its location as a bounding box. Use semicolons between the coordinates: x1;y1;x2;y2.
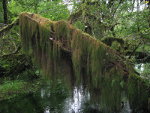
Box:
68;10;82;24
0;18;19;38
0;45;21;57
128;42;142;59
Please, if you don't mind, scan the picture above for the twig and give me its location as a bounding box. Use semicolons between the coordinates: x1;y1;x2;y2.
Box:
128;42;142;59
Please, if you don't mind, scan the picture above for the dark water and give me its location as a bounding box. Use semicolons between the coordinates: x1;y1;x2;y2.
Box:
0;79;137;113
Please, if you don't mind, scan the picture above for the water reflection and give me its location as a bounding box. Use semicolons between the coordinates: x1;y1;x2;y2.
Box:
64;87;84;113
120;101;132;113
44;106;50;113
135;63;150;79
0;78;148;113
135;63;144;74
41;82;90;113
63;86;90;113
40;81;132;113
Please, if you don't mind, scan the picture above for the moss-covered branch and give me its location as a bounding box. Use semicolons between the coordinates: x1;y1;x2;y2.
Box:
0;18;19;38
101;37;124;46
19;13;126;77
19;13;150;111
19;13;149;81
1;45;21;57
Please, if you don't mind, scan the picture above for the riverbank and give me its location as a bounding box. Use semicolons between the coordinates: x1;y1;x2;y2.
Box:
0;78;41;101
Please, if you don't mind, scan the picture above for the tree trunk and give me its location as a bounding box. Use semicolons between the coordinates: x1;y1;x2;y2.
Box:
2;0;8;24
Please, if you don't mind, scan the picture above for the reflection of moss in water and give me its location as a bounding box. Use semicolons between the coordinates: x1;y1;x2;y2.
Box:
19;13;150;112
87;68;125;113
128;74;150;112
42;79;69;97
39;79;69;112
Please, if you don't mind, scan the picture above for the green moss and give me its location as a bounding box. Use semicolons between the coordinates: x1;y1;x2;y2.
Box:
19;12;147;86
127;74;150;112
20;13;56;76
0;80;40;101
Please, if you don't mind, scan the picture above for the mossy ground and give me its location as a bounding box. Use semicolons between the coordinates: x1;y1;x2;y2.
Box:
0;52;41;101
0;79;41;101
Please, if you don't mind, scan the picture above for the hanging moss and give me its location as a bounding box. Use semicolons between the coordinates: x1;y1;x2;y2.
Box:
128;74;150;112
19;13;150;112
19;12;150;85
20;13;54;76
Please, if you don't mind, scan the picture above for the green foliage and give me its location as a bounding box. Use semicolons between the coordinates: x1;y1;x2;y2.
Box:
128;74;149;112
0;26;20;55
8;0;69;21
38;1;69;20
69;0;136;38
73;21;85;31
142;63;150;78
137;44;150;53
115;9;150;39
69;0;150;56
0;80;26;92
0;80;40;100
0;54;40;82
111;41;121;51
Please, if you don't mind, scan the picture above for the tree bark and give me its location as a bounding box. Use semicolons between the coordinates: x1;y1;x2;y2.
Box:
2;0;8;24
